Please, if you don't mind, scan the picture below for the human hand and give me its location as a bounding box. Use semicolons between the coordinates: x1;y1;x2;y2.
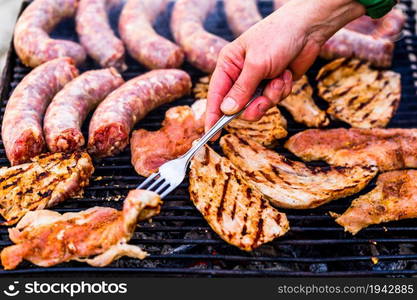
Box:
205;0;365;134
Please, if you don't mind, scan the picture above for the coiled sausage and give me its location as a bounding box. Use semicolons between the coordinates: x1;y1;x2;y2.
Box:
14;0;86;67
88;69;192;157
44;68;124;153
76;0;126;71
119;0;184;69
2;58;78;165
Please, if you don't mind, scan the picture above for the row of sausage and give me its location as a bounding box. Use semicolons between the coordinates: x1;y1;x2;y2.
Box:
2;57;192;165
14;0;259;74
14;0;406;75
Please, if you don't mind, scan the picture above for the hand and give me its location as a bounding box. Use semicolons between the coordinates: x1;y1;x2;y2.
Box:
205;0;365;134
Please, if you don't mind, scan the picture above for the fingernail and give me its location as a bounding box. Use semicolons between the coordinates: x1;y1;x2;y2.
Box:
283;70;292;82
272;79;284;91
221;97;238;113
258;102;270;114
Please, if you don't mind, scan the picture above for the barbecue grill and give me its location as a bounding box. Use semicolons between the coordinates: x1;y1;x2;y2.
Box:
1;0;417;277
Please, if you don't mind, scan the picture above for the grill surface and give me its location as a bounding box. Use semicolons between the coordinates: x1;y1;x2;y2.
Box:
1;0;417;277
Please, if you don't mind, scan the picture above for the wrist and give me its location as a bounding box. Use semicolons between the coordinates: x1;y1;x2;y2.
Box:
282;0;366;45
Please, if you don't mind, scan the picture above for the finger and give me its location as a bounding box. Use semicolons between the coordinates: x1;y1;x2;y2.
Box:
220;59;264;115
263;75;285;105
205;44;245;134
282;70;293;98
289;41;320;80
240;96;273;121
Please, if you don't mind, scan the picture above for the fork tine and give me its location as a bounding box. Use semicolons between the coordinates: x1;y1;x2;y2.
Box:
160;186;176;199
137;172;158;189
155;181;170;194
147;176;165;191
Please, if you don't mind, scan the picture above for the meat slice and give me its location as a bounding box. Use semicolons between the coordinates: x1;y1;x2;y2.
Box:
221;134;377;209
0;152;94;226
317;58;401;128
278;75;329;128
285;128;417;172
331;170;417;235
131;101;205;177
189;145;289;251
131;99;287;177
1;190;161;270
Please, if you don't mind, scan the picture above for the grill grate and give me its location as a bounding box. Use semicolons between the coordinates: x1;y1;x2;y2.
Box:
1;0;417;277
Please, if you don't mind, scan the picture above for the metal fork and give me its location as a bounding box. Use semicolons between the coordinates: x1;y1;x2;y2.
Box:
138;81;267;198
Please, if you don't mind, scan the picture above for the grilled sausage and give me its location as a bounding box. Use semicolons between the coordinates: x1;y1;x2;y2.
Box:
88;69;192;157
224;0;262;37
171;0;228;73
119;0;184;69
2;58;79;166
44;68;124;153
14;0;86;67
76;0;126;71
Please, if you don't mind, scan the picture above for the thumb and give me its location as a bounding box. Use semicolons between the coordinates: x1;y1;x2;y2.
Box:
220;60;264;115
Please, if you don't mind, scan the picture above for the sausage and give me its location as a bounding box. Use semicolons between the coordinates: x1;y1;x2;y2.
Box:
88;69;192;157
14;0;86;68
2;58;78;166
320;29;394;68
171;0;228;73
224;0;262;37
44;68;124;153
119;0;184;69
76;0;127;71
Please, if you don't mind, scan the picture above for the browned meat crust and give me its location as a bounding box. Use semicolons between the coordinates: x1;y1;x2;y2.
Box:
131;103;204;177
76;0;126;71
221;134;377;209
171;0;228;73
224;0;262;37
119;0;184;69
88;69;192;157
44;68;124;153
331;170;417;235
285;128;417;171
1;190;161;270
279;75;329;128
2;58;78;165
0;152;94;226
317;58;401;128
14;0;86;67
189;145;289;251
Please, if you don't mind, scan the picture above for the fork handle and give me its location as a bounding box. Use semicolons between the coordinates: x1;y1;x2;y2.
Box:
182;80;268;161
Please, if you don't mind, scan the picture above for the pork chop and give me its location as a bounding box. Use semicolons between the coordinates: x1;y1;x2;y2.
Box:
220;134;377;209
331;170;417;235
285;128;417;171
1;189;162;270
279;75;329;128
317;58;401;128
189;145;289;251
0;151;94;225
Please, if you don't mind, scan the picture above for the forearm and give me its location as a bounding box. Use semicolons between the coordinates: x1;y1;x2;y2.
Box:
275;0;366;45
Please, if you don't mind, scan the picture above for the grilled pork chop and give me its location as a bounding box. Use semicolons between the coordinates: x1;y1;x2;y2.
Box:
131;99;287;177
285;128;417;171
0;152;94;225
131;101;205;177
331;170;417;235
317;58;401;128
189;145;289;251
279;75;329;128
1;189;162;270
220;134;377;209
